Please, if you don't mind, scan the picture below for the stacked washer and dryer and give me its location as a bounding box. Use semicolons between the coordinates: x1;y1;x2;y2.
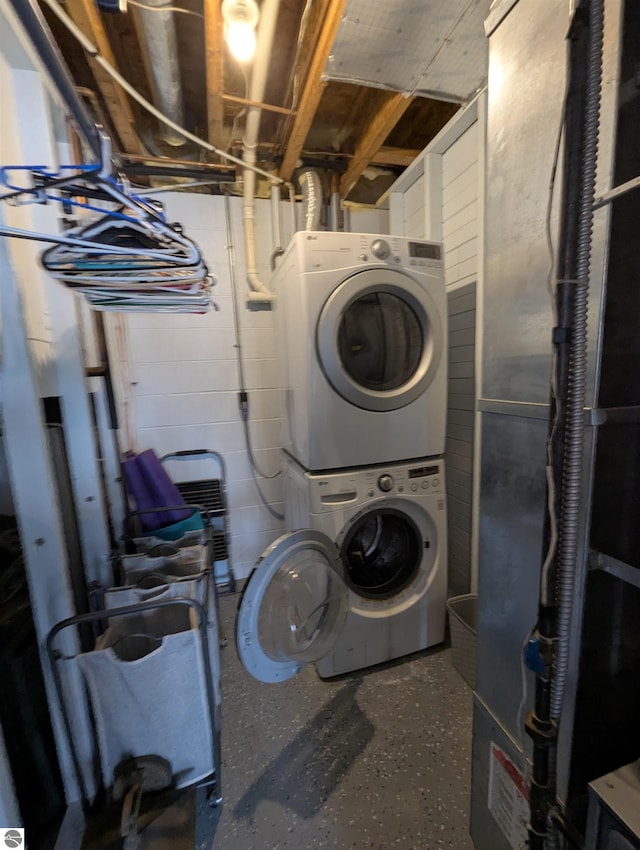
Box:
237;232;448;684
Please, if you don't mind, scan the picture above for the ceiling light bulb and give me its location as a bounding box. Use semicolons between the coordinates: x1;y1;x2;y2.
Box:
222;0;259;63
226;21;257;62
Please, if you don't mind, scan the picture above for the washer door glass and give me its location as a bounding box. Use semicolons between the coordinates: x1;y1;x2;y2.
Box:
342;508;422;599
338;291;423;391
237;530;349;683
317;268;443;412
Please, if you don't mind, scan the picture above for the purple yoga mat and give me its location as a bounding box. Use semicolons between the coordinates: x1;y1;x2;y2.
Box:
122;450;191;531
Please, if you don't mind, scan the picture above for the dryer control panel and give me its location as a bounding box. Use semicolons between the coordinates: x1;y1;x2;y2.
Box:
295;231;443;273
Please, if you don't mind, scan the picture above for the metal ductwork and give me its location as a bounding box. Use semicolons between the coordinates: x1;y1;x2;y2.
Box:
298;169;323;231
133;0;185;147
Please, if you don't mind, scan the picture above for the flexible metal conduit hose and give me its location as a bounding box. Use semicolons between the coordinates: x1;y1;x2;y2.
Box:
550;0;604;723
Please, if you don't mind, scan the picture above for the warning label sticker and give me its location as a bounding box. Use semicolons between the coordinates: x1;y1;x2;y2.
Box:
487;742;529;850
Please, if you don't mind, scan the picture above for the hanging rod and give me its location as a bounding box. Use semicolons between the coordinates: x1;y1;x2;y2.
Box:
7;0;102;162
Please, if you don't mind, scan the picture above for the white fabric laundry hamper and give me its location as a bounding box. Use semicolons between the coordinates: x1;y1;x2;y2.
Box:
77;602;214;790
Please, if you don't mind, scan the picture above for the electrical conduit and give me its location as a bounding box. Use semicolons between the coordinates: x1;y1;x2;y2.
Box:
526;2;603;848
551;0;603;722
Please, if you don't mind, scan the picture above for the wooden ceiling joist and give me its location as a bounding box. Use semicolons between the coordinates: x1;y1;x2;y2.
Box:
279;0;347;182
372;146;422;168
204;0;225;150
340;93;414;199
65;0;143;155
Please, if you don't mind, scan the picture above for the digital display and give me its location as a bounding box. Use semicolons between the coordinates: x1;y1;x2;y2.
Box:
409;465;439;478
409;242;441;260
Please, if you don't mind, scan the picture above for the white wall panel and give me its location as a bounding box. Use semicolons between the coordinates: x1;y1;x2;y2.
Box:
402;175;426;238
387;95;486;595
442;122;479;290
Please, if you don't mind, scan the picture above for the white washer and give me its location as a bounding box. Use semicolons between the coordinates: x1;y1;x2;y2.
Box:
272;231;447;470
236;456;447;683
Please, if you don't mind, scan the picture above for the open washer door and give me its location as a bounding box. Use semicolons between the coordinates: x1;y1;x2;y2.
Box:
237;530;349;683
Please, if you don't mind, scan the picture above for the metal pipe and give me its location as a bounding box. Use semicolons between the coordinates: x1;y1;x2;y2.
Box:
270;184;282;250
132;0;185;146
329;191;341;232
6;0;101;160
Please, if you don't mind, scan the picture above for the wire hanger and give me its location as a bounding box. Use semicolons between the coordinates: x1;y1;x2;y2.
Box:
1;132;216;313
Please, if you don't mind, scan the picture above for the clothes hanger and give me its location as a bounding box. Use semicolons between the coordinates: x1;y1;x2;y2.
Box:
1;132;215;313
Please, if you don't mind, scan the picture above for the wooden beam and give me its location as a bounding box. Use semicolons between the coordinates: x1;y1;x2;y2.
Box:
372;146;421;168
204;0;225;149
279;0;347;181
340;93;414;199
222;94;295;116
65;0;144;155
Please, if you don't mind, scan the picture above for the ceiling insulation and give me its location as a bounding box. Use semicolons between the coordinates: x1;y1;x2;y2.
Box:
324;0;491;103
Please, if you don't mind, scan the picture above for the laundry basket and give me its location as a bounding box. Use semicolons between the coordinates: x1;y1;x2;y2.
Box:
447;593;478;690
106;545;209;608
47;598;220;805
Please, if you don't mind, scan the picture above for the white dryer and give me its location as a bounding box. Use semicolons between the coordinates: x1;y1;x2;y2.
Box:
236;455;447;682
272;231;447;470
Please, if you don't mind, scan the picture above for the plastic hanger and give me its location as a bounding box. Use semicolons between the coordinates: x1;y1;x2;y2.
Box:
1;132;215;313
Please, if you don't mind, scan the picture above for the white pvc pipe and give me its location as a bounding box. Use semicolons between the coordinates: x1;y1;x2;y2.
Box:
243;0;281;302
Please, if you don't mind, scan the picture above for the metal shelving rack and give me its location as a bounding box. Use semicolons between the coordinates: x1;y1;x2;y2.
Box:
160;450;235;593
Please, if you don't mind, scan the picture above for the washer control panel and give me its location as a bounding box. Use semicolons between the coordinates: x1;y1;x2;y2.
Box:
305;460;445;513
371;238;391;260
377;473;394;492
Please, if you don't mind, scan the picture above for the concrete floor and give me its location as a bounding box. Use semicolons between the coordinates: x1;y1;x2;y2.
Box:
212;591;475;850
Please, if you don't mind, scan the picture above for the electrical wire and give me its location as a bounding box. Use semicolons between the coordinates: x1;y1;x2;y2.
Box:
516;627;535;785
40;0;284;185
539;67;570;607
127;0;204;18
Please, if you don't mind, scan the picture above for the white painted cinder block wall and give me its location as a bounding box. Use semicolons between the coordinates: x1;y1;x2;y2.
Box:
118;193;388;580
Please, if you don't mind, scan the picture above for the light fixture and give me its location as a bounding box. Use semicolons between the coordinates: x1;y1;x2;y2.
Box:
222;0;260;63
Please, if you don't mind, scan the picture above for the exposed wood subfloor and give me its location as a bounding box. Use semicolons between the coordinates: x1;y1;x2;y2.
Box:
212;591;475;849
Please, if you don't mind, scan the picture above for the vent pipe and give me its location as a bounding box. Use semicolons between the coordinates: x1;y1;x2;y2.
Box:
133;0;185;147
299;170;322;231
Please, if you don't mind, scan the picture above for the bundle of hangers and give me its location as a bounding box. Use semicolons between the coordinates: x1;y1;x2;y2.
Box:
0;143;214;314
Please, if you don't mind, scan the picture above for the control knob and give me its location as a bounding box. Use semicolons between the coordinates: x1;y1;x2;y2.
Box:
378;474;394;492
371;239;391;260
